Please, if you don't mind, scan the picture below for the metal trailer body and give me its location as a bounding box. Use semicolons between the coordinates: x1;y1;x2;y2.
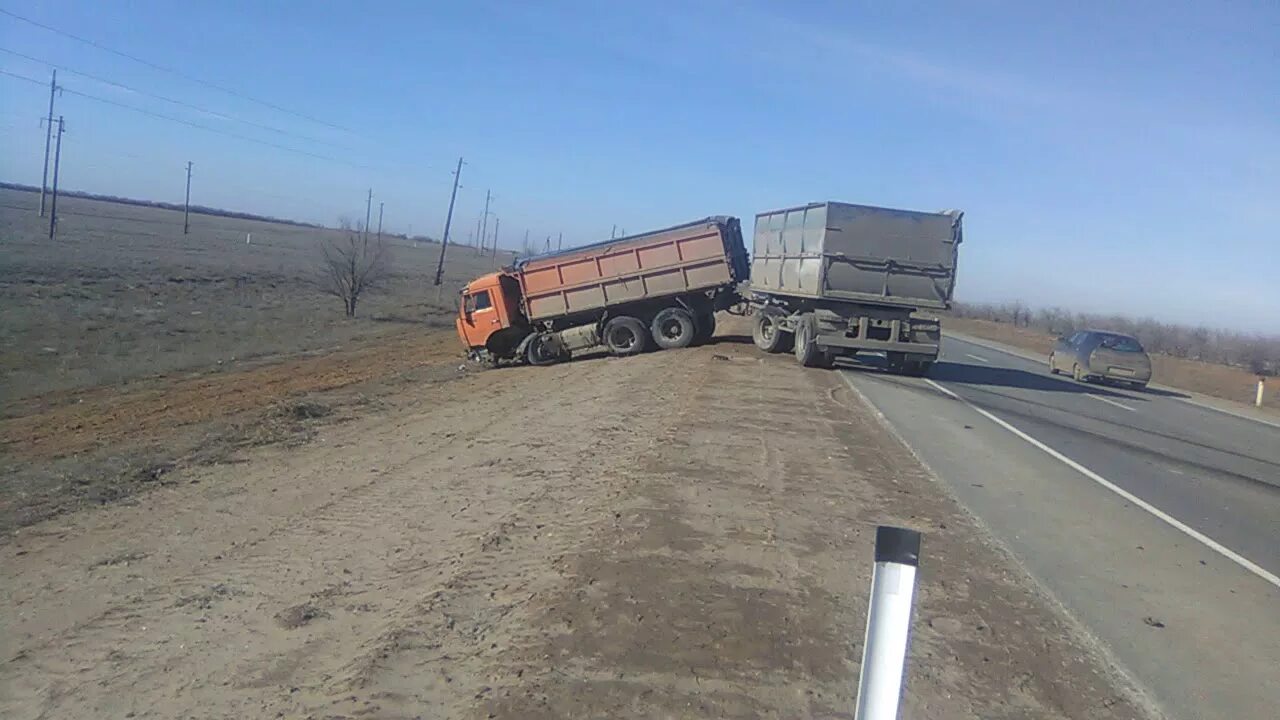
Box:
517;216;747;325
748;201;963;373
457;217;747;365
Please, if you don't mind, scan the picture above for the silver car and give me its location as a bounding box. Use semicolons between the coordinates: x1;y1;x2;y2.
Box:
1049;330;1153;389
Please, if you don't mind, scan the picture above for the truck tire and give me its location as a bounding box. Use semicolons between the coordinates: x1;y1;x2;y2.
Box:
793;314;823;367
525;334;562;366
651;307;696;350
694;311;716;345
603;316;648;357
752;308;790;353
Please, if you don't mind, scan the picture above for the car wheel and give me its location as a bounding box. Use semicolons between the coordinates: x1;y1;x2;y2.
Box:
1072;364;1088;383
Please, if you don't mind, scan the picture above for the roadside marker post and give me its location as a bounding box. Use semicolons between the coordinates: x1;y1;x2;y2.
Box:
1257;378;1265;408
854;526;921;720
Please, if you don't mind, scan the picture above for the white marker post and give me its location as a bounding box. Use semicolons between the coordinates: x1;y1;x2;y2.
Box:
1257;378;1266;408
854;526;922;720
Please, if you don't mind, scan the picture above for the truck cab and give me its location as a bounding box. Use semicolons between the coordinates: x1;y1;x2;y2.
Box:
456;272;527;357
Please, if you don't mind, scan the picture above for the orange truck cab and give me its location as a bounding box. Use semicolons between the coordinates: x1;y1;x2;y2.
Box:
456;272;527;359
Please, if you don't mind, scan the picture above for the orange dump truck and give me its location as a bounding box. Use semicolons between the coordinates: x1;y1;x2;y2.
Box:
456;217;748;365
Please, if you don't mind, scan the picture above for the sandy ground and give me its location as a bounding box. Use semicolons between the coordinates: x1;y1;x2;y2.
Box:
1;317;1151;719
947;317;1278;414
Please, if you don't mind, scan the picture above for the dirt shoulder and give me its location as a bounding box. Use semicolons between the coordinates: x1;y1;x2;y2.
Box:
0;327;466;532
1;318;1152;719
947;317;1277;414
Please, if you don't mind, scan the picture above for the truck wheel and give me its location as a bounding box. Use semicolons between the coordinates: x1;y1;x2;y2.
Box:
525;334;562;366
793;314;822;367
603;316;648;357
903;360;932;377
650;307;696;350
752;308;789;353
694;311;716;344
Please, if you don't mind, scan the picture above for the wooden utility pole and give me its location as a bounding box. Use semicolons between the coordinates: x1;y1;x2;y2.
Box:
491;217;500;266
557;232;562;251
183;161;193;234
611;224;616;239
479;189;492;254
47;115;64;239
363;188;373;242
474;215;482;250
38;69;60;215
376;201;384;242
433;156;464;287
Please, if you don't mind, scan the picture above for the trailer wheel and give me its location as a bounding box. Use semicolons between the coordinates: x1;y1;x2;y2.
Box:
752;308;790;353
603;316;648;357
694;311;716;344
650;307;696;350
525;334;563;366
793;314;822;367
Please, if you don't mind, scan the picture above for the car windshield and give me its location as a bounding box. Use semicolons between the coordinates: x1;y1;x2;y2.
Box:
1097;334;1144;352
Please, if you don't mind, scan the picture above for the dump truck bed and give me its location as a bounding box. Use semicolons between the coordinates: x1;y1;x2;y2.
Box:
517;217;747;322
749;202;962;310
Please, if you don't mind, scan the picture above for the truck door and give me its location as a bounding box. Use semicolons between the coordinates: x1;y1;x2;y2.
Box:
459;288;500;349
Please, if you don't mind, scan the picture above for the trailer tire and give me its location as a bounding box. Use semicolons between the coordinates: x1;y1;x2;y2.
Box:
651;307;696;350
793;314;822;367
603;316;648;357
525;334;563;366
694;311;716;344
752;308;789;353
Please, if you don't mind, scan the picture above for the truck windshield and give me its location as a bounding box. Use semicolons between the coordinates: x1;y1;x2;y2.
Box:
1098;334;1143;352
464;290;492;313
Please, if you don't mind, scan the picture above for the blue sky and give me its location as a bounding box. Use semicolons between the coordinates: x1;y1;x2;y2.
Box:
2;1;1277;331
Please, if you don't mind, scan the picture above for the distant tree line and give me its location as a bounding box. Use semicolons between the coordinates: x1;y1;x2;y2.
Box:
2;181;321;228
952;301;1279;376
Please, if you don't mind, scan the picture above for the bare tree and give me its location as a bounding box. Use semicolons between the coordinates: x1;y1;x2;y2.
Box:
318;233;390;317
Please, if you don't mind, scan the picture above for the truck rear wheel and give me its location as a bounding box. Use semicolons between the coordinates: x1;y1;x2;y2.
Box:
603;316;648;357
752;308;790;353
651;307;696;350
793;314;823;367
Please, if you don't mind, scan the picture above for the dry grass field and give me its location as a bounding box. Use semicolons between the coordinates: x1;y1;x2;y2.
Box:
947;317;1279;413
0;187;508;404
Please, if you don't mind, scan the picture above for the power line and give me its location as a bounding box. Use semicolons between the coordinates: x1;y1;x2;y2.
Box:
0;46;347;149
0;7;358;135
0;68;370;169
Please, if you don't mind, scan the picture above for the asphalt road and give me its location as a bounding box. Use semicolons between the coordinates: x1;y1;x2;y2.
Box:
839;335;1280;719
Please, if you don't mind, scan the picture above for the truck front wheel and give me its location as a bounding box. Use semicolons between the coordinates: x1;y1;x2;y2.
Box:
693;311;716;345
603;316;648;357
525;334;563;366
651;307;696;350
752;308;790;353
793;314;823;367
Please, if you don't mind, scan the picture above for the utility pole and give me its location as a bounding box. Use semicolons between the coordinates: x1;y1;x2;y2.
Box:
183;161;193;234
557;232;563;251
544;235;551;253
376;201;384;242
48;115;64;239
479;189;492;255
491;217;500;266
39;70;59;217
433;156;464;287
611;224;616;239
474;215;482;250
363;188;373;242
523;229;529;256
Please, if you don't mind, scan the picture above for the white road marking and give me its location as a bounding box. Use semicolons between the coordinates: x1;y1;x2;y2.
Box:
922;377;1280;590
964;353;990;364
1086;393;1136;412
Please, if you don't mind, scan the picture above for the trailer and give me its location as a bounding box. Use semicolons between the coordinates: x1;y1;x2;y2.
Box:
748;201;963;375
456;217;748;365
